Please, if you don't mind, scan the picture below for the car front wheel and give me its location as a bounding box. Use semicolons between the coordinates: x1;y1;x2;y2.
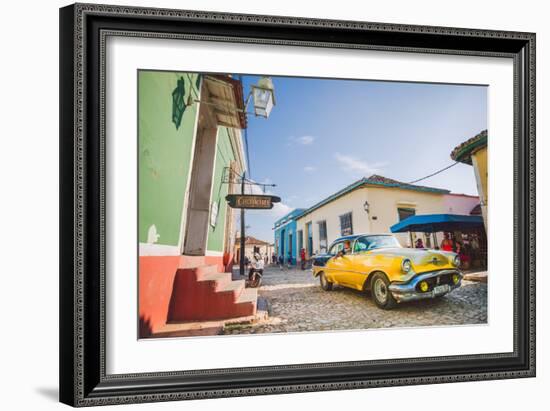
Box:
371;273;397;309
319;272;333;291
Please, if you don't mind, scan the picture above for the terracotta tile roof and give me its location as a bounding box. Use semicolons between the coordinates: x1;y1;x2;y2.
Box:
235;236;271;246
296;174;450;220
451;130;488;164
363;174;449;193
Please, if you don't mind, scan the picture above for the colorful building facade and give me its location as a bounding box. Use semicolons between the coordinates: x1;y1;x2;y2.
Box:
451;130;488;228
294;175;480;258
273;209;305;265
138;71;257;338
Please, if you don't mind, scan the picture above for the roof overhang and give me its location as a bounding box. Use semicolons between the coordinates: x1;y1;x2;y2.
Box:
203;75;247;129
451;130;488;165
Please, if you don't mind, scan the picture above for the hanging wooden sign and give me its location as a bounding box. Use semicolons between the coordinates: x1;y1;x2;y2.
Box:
225;194;281;209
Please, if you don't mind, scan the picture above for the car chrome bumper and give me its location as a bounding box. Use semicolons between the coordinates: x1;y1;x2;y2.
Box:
388;269;462;303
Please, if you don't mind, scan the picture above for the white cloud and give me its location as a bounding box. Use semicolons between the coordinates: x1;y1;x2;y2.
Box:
246;200;292;221
243;179;292;219
288;135;316;146
334;152;387;176
270;201;293;218
297;135;315;145
303;166;316;173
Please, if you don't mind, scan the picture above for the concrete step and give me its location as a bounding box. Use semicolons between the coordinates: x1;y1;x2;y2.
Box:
168;265;257;322
177;255;206;269
237;287;258;305
230;288;258;318
199;272;232;289
153;310;268;338
193;264;219;280
218;279;245;295
153;324;223;338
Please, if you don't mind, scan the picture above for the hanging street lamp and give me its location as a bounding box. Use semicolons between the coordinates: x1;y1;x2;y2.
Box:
249;77;276;118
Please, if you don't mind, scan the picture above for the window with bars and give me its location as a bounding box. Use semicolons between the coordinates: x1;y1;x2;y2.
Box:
339;212;353;236
397;207;416;221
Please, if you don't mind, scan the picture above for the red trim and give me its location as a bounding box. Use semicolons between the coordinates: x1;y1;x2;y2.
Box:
139;256;181;337
139;254;230;338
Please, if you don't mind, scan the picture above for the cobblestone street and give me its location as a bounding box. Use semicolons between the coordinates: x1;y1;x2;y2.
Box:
225;265;487;335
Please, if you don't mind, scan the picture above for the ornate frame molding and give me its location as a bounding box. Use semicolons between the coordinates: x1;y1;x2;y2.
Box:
60;3;535;407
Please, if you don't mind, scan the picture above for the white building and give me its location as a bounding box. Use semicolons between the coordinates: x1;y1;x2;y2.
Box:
234;236;274;263
295;175;479;258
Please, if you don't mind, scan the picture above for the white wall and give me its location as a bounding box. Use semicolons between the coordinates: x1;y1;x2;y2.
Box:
297;186;454;252
297;188;369;255
367;186;449;246
0;1;546;410
444;194;480;215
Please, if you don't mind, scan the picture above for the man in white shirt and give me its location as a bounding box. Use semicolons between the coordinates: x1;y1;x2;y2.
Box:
248;252;264;281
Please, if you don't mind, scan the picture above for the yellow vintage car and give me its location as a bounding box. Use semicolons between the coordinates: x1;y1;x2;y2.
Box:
312;234;462;309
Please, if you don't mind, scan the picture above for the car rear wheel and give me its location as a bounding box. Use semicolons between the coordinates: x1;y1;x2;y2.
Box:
371;273;397;309
319;272;333;291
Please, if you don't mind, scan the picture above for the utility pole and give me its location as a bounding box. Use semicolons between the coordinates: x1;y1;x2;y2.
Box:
239;171;246;276
222;167;277;276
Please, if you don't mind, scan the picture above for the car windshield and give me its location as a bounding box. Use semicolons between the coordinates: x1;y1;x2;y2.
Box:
354;235;401;252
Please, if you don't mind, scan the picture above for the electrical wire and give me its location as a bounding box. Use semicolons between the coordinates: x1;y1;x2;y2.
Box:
405;161;460;185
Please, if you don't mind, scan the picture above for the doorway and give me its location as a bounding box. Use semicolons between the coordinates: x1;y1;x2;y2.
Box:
183;100;218;255
305;221;313;257
280;229;285;259
288;232;293;262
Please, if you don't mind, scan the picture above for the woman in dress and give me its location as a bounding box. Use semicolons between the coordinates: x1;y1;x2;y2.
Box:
440;232;454;252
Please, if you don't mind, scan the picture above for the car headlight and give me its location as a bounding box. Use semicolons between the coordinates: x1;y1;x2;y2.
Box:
401;258;412;273
453;255;461;267
419;281;429;292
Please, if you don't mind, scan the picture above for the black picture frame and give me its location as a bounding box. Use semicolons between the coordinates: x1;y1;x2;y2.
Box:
59;3;535;407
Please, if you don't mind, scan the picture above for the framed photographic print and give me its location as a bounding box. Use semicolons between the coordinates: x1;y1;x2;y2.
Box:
59;3;536;407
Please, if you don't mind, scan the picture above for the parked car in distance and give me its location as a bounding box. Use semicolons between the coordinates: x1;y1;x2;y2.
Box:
311;234;462;309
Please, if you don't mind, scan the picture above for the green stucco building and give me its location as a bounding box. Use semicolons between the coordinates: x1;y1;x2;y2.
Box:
138;70;253;337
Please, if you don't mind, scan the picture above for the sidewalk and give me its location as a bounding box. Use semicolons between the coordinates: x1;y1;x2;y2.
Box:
223;265;488;335
462;270;488;283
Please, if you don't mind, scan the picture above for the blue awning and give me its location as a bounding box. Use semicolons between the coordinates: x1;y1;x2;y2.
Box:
390;214;484;233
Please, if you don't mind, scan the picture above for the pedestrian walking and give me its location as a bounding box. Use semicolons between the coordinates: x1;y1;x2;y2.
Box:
300;248;306;270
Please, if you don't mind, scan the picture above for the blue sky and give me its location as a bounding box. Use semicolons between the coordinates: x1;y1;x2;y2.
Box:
238;74;487;243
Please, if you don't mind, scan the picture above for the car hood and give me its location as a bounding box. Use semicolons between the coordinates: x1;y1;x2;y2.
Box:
367;247;454;265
